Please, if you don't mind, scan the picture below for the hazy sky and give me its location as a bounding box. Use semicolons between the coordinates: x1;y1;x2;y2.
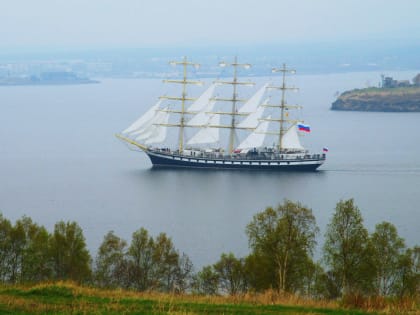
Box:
1;0;420;50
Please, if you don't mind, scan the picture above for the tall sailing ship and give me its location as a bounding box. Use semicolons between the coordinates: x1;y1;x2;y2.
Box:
117;57;326;171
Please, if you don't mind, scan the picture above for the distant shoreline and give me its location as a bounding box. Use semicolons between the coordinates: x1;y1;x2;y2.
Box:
0;71;99;86
0;79;99;86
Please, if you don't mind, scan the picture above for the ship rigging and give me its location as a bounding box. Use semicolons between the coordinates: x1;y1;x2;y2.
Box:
116;57;326;171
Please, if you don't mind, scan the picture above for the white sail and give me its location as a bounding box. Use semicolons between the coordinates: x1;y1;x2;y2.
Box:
144;109;170;144
133;107;168;142
187;100;216;126
237;106;264;129
131;108;166;139
238;83;268;113
187;83;217;111
123;100;162;134
237;98;268;129
187;114;220;145
237;116;270;149
281;124;304;150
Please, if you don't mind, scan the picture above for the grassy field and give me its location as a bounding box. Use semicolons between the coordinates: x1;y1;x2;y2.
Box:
341;86;420;98
0;282;391;315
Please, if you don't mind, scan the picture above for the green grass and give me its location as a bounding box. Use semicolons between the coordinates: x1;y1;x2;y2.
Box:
0;282;385;315
341;85;420;97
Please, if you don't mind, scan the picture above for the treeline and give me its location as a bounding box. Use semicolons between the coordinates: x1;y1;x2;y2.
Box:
0;217;191;292
0;199;419;303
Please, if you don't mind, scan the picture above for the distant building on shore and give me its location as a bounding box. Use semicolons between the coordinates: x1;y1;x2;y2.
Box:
413;74;420;86
381;73;420;88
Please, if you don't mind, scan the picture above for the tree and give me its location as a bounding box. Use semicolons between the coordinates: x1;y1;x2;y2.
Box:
213;253;246;295
127;228;193;292
193;265;219;295
152;233;182;292
0;213;12;282
323;199;373;295
127;228;155;290
95;231;127;288
7;218;26;283
244;252;275;291
410;246;420;295
246;200;318;293
300;262;331;299
171;252;194;293
371;222;406;296
50;221;91;282
1;215;52;284
16;217;52;283
395;246;420;297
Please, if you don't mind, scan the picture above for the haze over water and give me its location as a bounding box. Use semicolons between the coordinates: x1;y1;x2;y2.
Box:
1;71;419;267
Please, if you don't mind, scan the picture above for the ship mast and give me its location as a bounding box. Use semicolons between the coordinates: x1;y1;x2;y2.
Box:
214;57;253;154
270;64;300;151
159;57;201;152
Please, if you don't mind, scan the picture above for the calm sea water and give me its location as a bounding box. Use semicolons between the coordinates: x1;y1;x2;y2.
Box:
1;71;419;267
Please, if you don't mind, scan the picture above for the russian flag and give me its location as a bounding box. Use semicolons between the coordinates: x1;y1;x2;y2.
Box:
323;147;329;152
297;123;311;132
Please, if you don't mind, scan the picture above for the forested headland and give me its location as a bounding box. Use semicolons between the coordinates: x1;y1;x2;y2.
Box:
0;199;418;314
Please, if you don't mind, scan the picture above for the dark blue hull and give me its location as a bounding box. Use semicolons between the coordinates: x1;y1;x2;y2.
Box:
146;150;324;171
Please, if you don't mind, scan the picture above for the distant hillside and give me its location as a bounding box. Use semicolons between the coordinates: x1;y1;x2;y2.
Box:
331;86;420;112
